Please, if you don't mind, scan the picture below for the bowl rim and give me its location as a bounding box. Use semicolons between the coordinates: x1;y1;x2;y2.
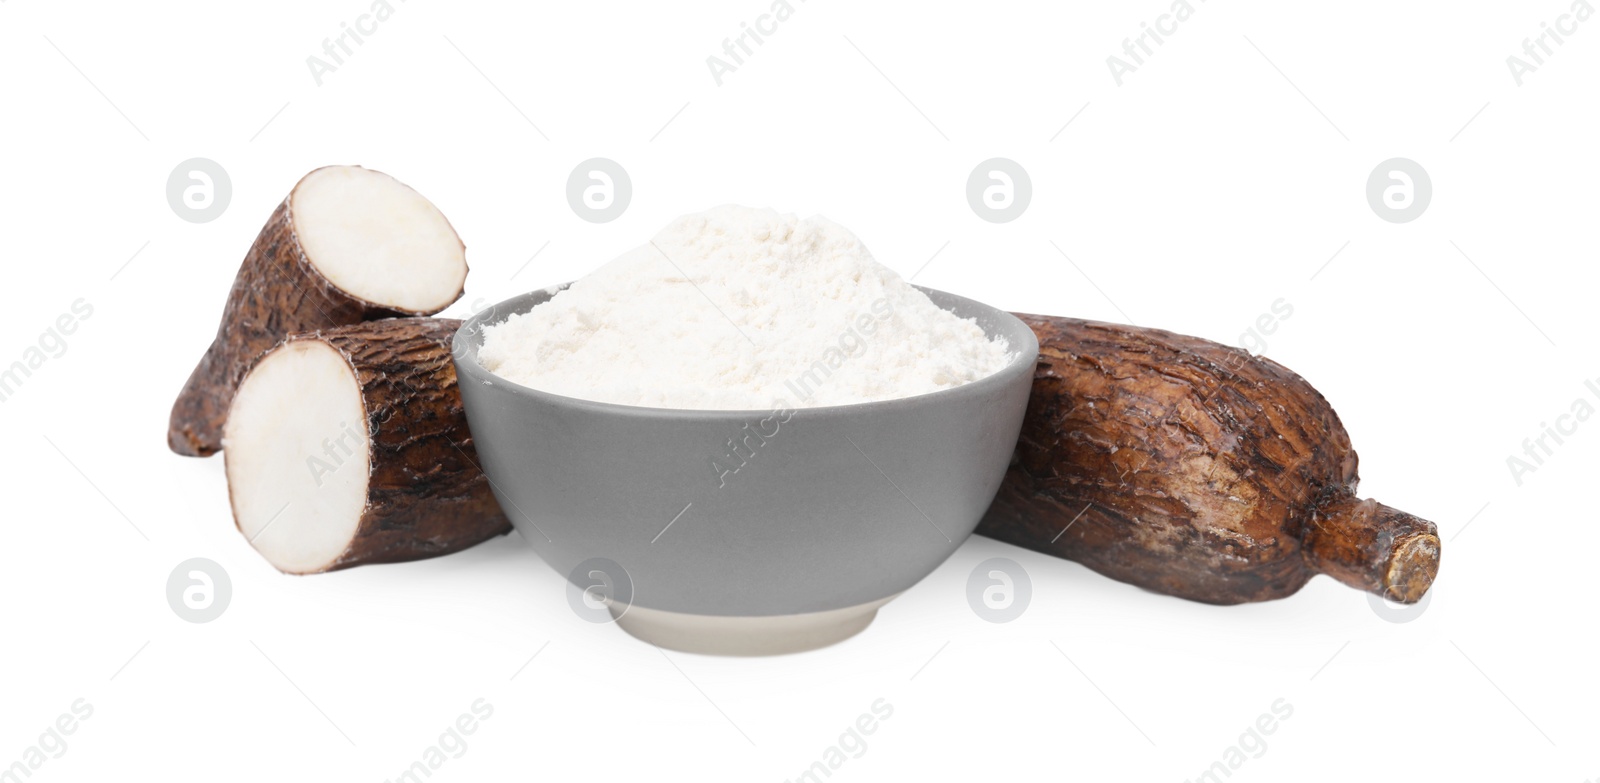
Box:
452;282;1040;420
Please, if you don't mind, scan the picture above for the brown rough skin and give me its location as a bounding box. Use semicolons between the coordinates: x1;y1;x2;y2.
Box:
234;318;510;572
977;315;1441;605
167;170;462;457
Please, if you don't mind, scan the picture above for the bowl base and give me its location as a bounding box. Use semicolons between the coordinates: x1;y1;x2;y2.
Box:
611;594;900;656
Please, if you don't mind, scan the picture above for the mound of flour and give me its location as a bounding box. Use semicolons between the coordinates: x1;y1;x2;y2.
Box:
478;206;1013;409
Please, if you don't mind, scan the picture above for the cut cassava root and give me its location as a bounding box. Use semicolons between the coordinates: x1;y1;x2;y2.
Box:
168;165;469;457
977;315;1441;605
223;318;510;574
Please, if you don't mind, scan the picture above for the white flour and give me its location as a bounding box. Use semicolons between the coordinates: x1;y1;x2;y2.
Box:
478;206;1014;409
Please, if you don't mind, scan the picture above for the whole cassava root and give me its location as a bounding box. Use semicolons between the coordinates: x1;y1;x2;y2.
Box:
977;315;1441;605
168;165;468;457
223;318;511;574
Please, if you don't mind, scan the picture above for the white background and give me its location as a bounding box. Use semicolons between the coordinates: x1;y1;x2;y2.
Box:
2;0;1596;780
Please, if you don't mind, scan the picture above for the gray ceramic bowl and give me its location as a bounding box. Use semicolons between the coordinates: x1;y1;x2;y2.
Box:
453;285;1038;655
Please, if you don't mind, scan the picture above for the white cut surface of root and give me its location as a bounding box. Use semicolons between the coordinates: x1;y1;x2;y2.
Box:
224;340;369;574
291;166;467;314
